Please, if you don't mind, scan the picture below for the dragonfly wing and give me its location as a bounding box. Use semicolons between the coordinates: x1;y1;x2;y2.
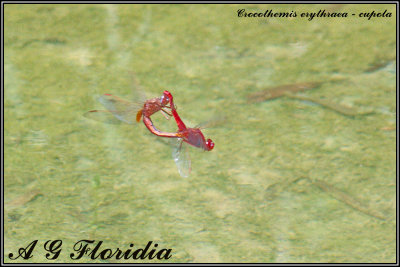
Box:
129;72;148;104
83;110;124;124
194;116;227;129
172;138;191;178
97;94;143;124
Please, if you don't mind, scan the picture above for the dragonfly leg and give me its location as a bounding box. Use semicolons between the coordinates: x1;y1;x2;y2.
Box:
161;110;171;120
161;108;173;117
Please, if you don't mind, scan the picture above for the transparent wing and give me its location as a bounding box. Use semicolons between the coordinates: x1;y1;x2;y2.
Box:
83;110;124;124
194;116;227;129
172;138;191;178
97;94;143;124
129;72;148;105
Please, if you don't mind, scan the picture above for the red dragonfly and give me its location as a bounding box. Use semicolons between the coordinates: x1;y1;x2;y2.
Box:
163;91;215;177
85;90;180;138
86;91;214;177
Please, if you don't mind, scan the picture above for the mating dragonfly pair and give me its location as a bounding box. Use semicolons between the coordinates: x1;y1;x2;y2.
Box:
85;91;214;177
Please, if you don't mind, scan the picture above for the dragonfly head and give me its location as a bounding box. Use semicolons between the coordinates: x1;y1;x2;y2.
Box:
161;90;173;107
205;138;215;151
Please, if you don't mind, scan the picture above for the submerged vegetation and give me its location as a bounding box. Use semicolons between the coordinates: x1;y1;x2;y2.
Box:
4;4;396;263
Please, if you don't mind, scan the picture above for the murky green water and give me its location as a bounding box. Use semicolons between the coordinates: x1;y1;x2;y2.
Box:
4;4;396;263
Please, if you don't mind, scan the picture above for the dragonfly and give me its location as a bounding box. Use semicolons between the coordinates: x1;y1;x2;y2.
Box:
85;90;215;177
85;90;181;138
163;91;215;177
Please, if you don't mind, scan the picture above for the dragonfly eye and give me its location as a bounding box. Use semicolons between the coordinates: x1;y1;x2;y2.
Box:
163;91;173;103
206;139;215;151
160;95;168;105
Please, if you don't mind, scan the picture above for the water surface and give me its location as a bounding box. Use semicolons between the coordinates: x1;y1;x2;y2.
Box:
4;4;396;263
